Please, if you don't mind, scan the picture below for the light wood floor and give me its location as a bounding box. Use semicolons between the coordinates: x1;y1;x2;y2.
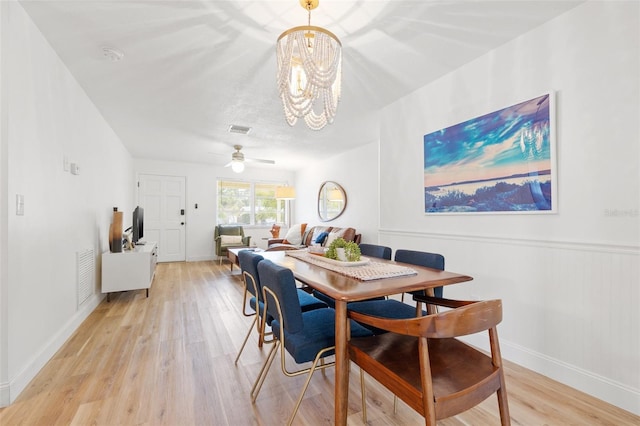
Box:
1;261;638;425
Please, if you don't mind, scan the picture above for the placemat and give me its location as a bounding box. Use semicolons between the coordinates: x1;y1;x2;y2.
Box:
285;250;417;281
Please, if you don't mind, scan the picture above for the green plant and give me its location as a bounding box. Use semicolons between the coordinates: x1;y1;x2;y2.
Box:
325;237;361;262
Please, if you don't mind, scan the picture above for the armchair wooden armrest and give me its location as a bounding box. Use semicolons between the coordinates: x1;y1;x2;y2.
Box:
411;294;476;309
268;238;285;245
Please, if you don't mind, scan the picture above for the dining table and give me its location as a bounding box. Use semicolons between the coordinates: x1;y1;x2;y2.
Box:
260;249;474;426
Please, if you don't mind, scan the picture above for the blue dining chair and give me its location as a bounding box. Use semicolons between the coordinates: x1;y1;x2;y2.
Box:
346;250;445;332
359;243;392;260
250;259;373;426
395;249;445;299
234;250;328;365
312;243;392;308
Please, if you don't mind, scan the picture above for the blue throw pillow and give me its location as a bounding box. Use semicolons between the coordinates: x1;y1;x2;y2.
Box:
314;231;329;245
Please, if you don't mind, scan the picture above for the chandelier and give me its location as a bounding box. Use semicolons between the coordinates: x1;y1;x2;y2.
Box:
276;0;342;130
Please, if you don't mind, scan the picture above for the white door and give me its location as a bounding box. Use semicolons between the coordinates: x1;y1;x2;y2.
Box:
138;174;186;262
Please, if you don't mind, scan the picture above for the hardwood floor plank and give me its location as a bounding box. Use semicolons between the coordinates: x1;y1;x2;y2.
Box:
0;260;637;425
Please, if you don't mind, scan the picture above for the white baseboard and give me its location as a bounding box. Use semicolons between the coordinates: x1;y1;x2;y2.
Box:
1;293;104;407
0;380;9;407
463;334;640;416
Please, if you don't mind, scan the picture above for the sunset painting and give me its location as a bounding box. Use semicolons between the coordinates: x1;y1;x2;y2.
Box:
424;93;555;214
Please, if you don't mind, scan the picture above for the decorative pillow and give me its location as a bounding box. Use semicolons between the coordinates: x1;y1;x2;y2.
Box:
324;232;339;248
314;231;329;245
282;223;307;245
220;235;243;245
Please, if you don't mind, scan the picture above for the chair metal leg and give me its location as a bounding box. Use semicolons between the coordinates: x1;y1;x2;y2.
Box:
287;352;330;426
234;316;257;365
250;341;280;402
360;367;398;418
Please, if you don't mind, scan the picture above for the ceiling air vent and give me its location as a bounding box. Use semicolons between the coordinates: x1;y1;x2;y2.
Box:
228;124;252;135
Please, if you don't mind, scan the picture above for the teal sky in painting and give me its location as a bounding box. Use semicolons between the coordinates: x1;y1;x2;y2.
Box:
424;94;551;186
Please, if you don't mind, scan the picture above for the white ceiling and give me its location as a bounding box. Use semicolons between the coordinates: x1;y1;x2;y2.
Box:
19;0;581;171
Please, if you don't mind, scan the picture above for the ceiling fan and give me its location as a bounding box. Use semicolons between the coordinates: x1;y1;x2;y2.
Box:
225;145;275;173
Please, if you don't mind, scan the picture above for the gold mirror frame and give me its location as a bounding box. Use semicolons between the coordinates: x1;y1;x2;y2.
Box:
318;181;347;222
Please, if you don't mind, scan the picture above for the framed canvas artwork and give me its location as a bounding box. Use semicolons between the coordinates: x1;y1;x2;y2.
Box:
424;92;556;214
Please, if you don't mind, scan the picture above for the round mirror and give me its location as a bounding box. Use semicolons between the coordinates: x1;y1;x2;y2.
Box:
318;181;347;222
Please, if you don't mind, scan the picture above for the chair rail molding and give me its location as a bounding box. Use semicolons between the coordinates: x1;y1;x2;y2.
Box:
378;228;640;255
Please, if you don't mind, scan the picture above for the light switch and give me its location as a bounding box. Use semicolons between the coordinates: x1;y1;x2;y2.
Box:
70;163;80;175
16;194;24;216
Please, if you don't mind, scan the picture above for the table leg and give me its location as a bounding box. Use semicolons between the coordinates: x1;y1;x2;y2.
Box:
227;251;237;272
334;300;348;425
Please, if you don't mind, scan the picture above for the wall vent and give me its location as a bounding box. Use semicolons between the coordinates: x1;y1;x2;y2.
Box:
77;249;95;308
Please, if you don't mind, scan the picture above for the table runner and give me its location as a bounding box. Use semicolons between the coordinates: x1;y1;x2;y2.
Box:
286;250;417;281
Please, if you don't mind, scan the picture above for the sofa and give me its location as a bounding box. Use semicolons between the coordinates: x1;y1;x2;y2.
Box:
266;224;360;251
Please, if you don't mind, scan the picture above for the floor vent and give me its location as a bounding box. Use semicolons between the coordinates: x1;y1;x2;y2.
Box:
77;249;95;308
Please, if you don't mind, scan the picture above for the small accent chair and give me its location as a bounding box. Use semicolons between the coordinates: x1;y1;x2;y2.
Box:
214;225;251;264
250;259;373;426
312;243;392;308
235;251;328;365
346;250;446;416
349;296;511;425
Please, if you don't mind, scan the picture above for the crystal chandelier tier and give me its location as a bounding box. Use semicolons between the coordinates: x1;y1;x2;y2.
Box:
277;0;342;130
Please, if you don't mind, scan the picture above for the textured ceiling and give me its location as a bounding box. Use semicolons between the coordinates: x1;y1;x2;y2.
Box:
19;0;581;171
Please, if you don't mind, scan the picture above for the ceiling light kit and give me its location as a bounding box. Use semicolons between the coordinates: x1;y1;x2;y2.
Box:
230;145;246;173
277;0;342;130
225;145;275;173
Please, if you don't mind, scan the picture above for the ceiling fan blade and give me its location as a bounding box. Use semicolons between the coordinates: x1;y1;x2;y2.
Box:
245;158;275;165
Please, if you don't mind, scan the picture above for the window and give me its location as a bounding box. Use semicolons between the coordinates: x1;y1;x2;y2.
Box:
217;180;288;225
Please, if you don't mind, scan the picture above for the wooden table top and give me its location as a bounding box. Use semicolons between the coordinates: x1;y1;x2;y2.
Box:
260;250;473;302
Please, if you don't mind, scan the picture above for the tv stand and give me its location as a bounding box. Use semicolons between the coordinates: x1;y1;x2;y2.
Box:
102;242;157;302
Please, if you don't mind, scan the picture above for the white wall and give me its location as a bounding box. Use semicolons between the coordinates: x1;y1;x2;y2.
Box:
0;0;8;406
378;1;639;414
295;142;379;241
1;0;638;416
133;159;295;257
0;3;134;405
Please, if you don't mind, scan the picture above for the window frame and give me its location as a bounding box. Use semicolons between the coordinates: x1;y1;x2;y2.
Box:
216;179;290;226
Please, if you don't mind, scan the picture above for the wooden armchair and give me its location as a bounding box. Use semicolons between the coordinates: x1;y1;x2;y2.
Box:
348;296;510;425
214;225;251;264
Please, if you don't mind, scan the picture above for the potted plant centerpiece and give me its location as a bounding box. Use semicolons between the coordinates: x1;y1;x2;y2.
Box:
325;237;361;262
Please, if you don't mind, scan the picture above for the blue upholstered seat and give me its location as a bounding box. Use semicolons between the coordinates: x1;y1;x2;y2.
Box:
251;260;372;425
235;250;327;365
296;288;328;312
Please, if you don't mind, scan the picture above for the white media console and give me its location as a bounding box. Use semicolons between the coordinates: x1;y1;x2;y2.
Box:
102;242;157;302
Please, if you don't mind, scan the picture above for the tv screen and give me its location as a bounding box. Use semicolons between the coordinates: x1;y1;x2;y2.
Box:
133;206;144;243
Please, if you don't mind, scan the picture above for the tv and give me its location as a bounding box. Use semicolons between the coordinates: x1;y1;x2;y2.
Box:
132;206;144;244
